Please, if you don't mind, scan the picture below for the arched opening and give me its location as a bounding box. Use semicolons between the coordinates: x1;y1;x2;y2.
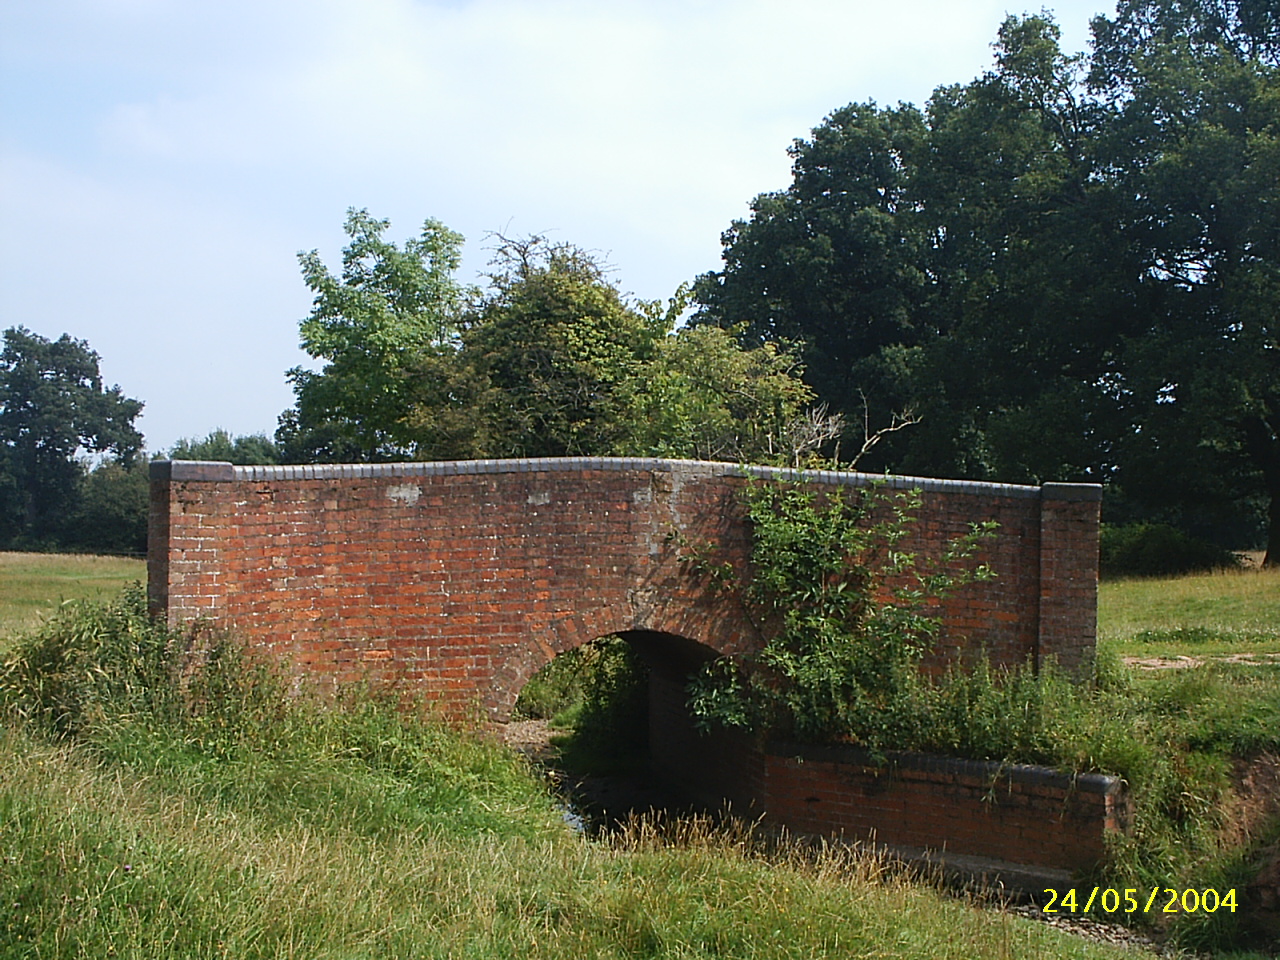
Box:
508;630;759;831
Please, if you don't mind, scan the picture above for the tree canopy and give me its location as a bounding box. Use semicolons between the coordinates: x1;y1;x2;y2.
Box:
282;208;470;461
0;327;144;549
693;3;1280;562
282;220;825;467
170;429;281;465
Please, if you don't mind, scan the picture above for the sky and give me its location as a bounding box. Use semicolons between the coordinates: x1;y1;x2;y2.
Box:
1;0;1113;454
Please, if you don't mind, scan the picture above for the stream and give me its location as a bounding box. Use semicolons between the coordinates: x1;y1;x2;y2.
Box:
500;718;689;835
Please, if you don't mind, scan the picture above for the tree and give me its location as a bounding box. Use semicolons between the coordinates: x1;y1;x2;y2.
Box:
448;235;666;459
281;214;829;468
281;208;470;461
406;237;829;464
694;6;1280;558
170;429;280;465
1089;0;1280;561
625;324;819;464
58;461;149;557
0;327;143;548
695;16;1134;484
692;101;931;433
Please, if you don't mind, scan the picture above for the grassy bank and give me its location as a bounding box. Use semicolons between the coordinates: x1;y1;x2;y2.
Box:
0;587;1147;960
4;556;1277;956
3;722;1159;960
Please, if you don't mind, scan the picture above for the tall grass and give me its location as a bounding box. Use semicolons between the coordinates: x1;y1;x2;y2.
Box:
7;563;1279;954
2;727;1155;960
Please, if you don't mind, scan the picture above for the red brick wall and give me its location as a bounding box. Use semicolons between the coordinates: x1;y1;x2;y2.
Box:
645;670;1127;874
149;457;1100;719
758;743;1129;873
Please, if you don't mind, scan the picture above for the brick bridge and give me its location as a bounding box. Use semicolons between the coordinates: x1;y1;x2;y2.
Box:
150;458;1120;874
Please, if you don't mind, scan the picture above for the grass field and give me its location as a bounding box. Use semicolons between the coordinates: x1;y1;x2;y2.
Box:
1098;564;1280;658
0;551;145;643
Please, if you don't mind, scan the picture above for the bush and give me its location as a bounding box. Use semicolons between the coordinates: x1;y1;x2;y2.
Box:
0;585;560;841
686;476;997;748
1100;522;1240;578
0;583;178;737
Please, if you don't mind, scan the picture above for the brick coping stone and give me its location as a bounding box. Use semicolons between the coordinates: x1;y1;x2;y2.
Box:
767;741;1126;797
151;457;1102;502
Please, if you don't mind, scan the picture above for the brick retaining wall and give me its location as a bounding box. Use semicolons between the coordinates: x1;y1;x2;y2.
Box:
646;666;1127;874
760;743;1129;873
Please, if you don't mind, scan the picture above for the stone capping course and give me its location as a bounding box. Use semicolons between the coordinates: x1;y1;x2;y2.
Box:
150;457;1100;501
767;741;1126;797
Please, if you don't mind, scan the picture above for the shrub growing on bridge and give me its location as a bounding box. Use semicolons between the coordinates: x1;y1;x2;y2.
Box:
685;477;998;749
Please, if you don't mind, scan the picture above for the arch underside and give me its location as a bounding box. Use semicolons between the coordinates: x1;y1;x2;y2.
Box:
489;597;743;722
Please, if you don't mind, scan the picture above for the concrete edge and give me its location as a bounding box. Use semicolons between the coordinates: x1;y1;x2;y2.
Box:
151;460;235;482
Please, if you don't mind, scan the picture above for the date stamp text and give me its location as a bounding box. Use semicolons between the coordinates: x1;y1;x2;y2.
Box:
1041;887;1237;914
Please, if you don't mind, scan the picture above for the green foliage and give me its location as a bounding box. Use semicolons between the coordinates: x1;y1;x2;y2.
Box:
437;235;667;459
1100;522;1242;578
0;326;144;549
57;460;150;556
0;585;557;843
687;476;997;746
614;324;817;465
282;208;470;461
169;429;280;465
513;644;594;721
694;4;1280;561
0;584;177;738
280;214;823;467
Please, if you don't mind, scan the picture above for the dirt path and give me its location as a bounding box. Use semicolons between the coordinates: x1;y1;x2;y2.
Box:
1123;652;1280;670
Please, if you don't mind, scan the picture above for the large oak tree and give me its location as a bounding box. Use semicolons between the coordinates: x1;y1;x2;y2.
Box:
693;4;1280;562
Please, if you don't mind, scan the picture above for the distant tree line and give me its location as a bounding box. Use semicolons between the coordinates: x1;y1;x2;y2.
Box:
3;0;1275;563
0;326;280;556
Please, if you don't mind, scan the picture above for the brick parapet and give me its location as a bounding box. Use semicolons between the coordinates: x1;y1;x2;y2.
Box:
1038;484;1103;673
159;455;1046;500
148;458;1100;715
